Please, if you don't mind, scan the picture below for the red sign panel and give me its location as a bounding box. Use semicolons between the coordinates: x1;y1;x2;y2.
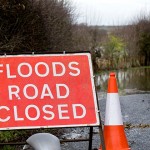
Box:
0;53;99;130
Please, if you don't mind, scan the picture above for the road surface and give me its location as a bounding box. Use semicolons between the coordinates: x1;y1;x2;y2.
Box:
61;94;150;150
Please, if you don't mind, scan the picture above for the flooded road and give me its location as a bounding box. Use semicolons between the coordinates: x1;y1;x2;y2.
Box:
61;67;150;150
61;94;150;150
95;67;150;93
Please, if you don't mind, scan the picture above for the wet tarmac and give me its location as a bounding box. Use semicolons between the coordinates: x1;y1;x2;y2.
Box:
61;94;150;150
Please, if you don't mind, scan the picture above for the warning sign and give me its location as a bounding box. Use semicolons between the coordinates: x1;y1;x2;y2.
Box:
0;53;99;130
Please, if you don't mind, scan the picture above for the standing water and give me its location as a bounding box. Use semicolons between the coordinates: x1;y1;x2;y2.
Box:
95;67;150;94
60;67;150;150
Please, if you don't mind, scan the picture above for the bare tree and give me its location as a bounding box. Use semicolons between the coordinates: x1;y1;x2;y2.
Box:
0;0;74;54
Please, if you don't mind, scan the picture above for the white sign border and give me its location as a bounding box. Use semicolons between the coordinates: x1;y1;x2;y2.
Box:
0;53;100;130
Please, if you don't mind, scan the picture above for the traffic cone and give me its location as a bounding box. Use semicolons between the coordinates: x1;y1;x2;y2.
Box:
99;72;130;150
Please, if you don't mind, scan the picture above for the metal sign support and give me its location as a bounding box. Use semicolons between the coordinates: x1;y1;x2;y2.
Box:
94;78;106;150
88;126;93;150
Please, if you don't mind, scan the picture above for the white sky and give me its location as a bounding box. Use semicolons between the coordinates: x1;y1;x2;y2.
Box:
71;0;150;25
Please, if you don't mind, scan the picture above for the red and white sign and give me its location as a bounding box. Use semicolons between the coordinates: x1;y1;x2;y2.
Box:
0;53;99;130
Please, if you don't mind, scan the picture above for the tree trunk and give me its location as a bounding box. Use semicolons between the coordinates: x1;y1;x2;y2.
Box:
144;51;148;66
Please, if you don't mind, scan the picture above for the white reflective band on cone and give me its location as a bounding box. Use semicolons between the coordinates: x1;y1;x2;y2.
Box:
104;93;123;125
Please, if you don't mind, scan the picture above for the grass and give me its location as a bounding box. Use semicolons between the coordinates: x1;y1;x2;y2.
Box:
0;128;60;143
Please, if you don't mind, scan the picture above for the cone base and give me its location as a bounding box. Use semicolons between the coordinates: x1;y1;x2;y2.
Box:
99;148;131;150
99;125;130;150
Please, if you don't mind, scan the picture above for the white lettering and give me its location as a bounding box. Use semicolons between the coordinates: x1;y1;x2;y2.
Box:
52;62;65;76
43;105;55;120
0;64;3;73
18;63;32;77
25;105;40;121
23;84;38;99
6;64;16;78
14;106;24;121
58;104;70;119
8;85;20;100
35;62;49;77
69;62;80;76
0;106;10;122
56;84;69;99
41;84;54;99
72;104;86;119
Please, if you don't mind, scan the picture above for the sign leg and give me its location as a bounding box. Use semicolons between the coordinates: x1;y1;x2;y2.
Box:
88;126;93;150
94;79;106;150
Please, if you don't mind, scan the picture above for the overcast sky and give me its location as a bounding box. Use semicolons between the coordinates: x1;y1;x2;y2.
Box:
71;0;150;25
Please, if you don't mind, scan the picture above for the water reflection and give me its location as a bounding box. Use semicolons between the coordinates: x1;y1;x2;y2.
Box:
95;68;150;92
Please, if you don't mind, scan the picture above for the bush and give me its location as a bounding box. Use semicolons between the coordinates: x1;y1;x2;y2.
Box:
0;0;74;53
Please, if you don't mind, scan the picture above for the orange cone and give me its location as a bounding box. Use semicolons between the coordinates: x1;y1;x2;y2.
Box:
99;72;130;150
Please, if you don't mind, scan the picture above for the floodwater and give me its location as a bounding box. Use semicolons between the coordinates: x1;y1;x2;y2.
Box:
60;67;150;150
95;67;150;93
